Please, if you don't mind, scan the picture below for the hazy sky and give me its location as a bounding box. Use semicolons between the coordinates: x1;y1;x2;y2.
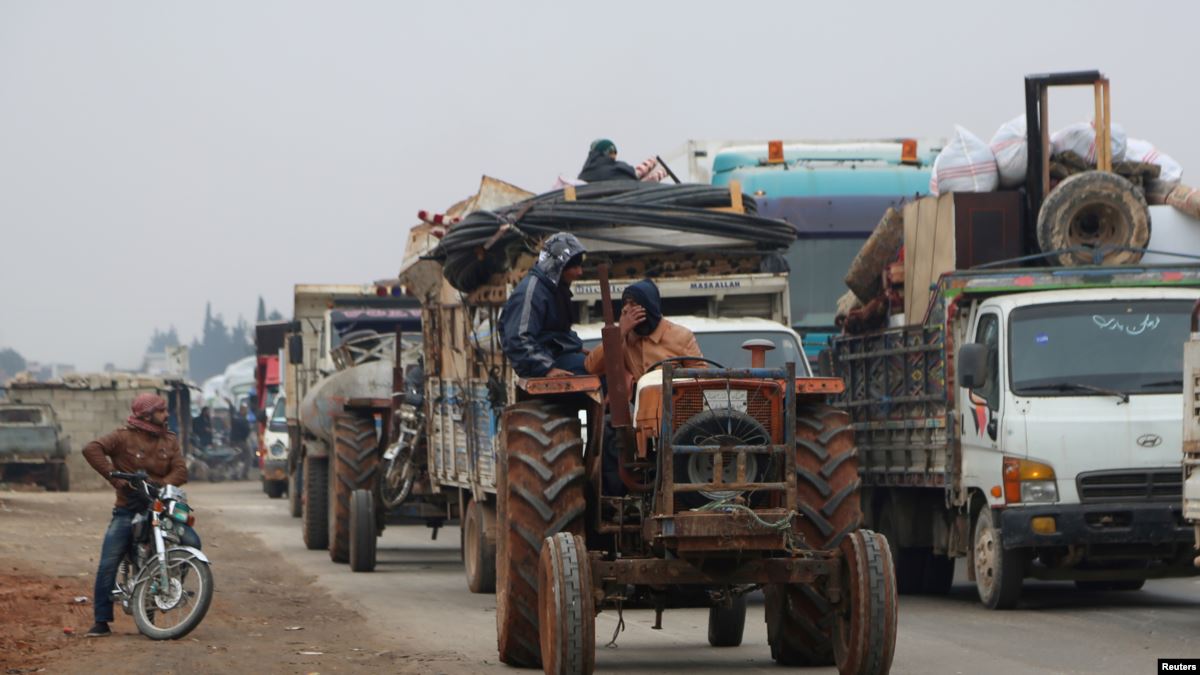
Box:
2;1;1197;372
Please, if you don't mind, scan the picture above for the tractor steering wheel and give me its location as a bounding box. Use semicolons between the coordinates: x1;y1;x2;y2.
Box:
644;356;724;374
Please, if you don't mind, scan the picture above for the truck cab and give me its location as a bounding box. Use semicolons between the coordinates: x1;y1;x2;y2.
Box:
0;403;70;490
955;283;1199;601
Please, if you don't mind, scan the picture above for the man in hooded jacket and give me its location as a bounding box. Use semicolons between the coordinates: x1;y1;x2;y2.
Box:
584;278;703;382
82;393;200;638
500;232;589;377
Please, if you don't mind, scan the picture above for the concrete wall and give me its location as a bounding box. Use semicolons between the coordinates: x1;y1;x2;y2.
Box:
8;381;164;491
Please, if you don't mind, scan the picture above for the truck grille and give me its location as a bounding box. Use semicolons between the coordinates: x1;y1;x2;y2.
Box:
1076;469;1182;503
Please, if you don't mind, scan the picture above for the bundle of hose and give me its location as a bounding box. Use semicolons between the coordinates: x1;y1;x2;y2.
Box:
844;208;904;304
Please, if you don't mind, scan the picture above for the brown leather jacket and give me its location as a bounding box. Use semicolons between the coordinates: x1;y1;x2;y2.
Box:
584;318;704;382
83;427;188;508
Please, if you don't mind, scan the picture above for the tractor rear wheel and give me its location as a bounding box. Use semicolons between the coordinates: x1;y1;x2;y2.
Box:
764;582;835;666
464;498;497;593
833;530;898;675
794;404;862;550
707;594;746;647
496;401;586;668
302;454;329;550
330;411;379;564
537;532;594;675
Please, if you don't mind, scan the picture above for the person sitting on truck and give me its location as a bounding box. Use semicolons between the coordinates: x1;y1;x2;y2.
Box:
81;393;200;638
500;232;589;378
578;139;639;182
583;278;704;383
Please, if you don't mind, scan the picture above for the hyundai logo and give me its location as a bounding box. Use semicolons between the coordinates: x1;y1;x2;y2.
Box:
1136;434;1163;448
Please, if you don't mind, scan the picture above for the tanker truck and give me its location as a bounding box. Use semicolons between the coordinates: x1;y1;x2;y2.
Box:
283;283;422;563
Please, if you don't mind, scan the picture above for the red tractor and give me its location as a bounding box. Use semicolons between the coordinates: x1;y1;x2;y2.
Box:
493;269;898;675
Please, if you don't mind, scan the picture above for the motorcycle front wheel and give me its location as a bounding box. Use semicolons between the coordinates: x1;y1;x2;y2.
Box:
132;550;214;640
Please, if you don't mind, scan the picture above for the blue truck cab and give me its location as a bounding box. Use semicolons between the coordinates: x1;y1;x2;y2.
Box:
702;140;940;362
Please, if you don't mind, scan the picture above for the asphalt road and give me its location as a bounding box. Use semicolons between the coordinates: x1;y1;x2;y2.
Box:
199;480;1200;675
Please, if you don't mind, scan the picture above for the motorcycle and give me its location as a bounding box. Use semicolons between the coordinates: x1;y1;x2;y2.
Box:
109;470;214;640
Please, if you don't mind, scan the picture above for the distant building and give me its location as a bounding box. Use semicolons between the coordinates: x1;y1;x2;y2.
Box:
24;362;76;381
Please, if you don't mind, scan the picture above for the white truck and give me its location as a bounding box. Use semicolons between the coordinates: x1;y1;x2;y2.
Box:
831;263;1200;608
1181;301;1200;567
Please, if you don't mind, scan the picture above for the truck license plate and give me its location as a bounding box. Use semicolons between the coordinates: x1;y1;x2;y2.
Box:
703;389;748;413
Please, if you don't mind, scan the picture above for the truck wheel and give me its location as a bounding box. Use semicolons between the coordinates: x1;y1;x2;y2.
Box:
794;404;862;550
289;463;303;518
266;481;285;499
972;509;1023;610
349;488;377;573
707;594;746;647
1037;170;1150;266
302;454;329;550
764;583;835;666
46;463;69;492
330;411;379;564
538;532;594;675
464;498;497;594
496;401;586;668
833;530;898;675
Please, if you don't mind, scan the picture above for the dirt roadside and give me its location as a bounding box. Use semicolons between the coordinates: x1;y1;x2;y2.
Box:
0;486;470;674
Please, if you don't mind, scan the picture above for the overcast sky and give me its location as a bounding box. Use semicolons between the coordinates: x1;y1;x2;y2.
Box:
2;1;1197;372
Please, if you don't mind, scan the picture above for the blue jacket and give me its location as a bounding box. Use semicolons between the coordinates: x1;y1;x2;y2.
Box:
500;267;583;377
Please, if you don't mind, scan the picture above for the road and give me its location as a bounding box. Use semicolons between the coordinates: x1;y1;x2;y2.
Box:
200;480;1200;675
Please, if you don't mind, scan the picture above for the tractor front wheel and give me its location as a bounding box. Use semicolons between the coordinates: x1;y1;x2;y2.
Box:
833;529;898;675
537;532;594;675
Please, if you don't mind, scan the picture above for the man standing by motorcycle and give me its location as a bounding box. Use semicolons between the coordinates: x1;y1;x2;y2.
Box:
81;393;200;637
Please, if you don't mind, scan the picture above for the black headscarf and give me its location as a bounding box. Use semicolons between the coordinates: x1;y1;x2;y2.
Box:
622;279;662;337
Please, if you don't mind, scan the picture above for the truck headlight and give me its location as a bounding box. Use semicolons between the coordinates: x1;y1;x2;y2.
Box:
1003;457;1058;504
1020;481;1058;504
269;441;287;458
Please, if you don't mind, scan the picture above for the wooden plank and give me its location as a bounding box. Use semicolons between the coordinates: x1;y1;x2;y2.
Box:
927;194;958;322
907;196;940;319
902;200;920;318
729;179;744;214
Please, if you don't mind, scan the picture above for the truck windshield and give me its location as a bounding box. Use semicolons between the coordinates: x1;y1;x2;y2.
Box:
1009;299;1193;396
269;397;287;432
583;331;809;376
0;408;42;424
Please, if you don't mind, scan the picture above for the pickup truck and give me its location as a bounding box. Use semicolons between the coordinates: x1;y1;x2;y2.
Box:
0;403;70;490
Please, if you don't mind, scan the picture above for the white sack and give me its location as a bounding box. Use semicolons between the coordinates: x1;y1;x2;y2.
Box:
930;125;999;195
1125;138;1183;184
1050;121;1127;164
989;114;1028;188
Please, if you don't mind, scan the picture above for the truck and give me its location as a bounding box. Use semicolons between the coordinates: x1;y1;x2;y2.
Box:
0;402;70;490
662;137;940;363
283;282;423;563
390;179;897;674
829;70;1200;608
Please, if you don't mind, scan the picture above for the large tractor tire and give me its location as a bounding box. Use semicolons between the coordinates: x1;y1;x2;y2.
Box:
302;454;329;550
329;411;380;564
833;530;898;675
794;404;862;551
1036;170;1150;266
349;488;377;573
289;463;303;518
537;532;595;675
765;403;863;666
764;582;836;666
496;401;586;668
464;498;497;594
972;507;1024;610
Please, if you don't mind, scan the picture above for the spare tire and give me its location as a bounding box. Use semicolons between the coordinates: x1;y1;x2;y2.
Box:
1037;171;1150;267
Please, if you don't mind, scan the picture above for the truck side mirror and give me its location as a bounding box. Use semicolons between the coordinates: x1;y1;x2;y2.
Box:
958;343;988;390
287;335;303;365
